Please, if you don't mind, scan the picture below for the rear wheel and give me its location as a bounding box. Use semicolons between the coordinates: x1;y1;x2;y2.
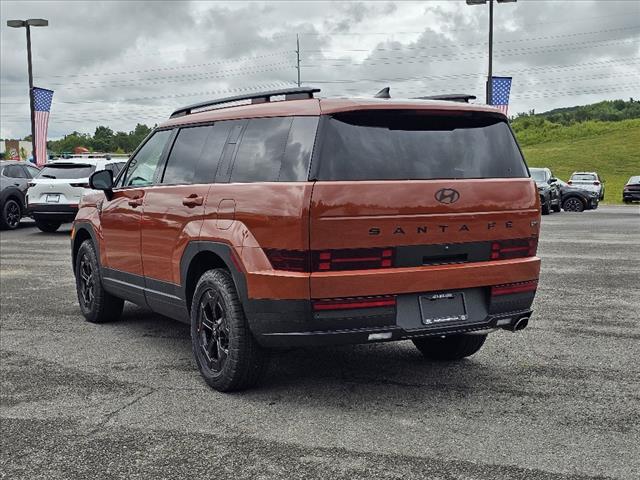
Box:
191;269;268;392
75;240;124;323
413;334;486;361
0;199;21;230
562;197;585;212
35;219;61;232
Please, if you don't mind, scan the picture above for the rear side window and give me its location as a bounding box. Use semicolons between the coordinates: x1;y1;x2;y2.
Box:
279;116;319;182
315;111;528;181
38;164;96;179
162;126;210;185
230;117;293;183
162;123;231;185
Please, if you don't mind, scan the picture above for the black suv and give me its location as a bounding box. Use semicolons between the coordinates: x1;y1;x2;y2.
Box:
529;167;561;215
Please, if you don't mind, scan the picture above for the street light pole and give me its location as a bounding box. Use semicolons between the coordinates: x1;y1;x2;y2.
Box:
487;0;494;105
25;24;37;163
7;18;48;164
465;0;515;105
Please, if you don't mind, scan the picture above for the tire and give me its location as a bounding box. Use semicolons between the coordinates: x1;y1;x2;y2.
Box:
541;201;550;215
35;219;61;232
191;269;269;392
75;239;124;323
0;199;21;230
413;334;487;361
562;197;585;212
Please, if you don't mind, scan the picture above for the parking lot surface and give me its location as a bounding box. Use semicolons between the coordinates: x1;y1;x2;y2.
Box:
1;205;639;480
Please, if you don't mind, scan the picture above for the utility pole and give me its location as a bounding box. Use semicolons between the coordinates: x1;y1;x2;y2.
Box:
296;34;301;87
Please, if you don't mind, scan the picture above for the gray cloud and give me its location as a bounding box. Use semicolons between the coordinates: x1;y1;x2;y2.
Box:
1;0;638;139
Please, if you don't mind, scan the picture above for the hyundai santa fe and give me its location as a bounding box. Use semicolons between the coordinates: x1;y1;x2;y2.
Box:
70;88;541;392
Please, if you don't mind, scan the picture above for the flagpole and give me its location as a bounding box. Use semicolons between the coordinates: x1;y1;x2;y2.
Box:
26;24;37;164
487;0;493;105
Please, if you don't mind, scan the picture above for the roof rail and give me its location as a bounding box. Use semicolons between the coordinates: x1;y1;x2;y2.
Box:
413;94;477;103
170;87;321;118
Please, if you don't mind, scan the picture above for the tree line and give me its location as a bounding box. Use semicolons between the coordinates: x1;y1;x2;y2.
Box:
46;123;155;155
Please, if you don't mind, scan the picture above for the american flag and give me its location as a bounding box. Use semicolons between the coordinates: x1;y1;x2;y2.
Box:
490;76;512;115
32;87;54;166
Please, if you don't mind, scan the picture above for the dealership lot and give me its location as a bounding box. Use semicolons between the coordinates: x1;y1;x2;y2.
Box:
1;205;638;479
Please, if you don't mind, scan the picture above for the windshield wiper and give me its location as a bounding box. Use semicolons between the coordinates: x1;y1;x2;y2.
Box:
41;174;56;179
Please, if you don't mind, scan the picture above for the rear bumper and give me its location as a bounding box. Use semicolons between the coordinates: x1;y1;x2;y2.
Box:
623;191;640;202
27;203;78;223
246;286;536;347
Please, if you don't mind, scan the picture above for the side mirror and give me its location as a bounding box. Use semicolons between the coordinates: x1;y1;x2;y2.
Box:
549;177;557;183
89;170;114;200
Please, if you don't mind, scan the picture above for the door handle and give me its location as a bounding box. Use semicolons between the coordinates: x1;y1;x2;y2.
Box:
128;196;143;207
182;194;204;207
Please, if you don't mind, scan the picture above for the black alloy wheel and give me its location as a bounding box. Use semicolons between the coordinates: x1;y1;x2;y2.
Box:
74;239;124;323
563;197;585;212
78;253;95;310
190;269;268;392
196;289;230;373
2;199;21;230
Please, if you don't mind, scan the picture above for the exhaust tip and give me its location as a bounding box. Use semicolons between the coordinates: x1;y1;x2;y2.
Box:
512;316;529;332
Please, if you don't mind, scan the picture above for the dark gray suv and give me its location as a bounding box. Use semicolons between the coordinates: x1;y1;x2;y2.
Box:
529;167;561;215
0;160;41;230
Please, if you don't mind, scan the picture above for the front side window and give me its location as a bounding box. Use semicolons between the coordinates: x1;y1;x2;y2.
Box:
315;111;528;181
120;130;172;187
2;165;27;178
25;165;41;178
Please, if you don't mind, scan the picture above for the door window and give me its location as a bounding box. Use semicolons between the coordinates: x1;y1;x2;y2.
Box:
2;165;27;178
230;117;293;183
120;130;172;187
24;165;41;178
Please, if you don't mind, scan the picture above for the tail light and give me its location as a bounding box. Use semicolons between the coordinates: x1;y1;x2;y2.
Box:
491;280;538;296
567;180;573;185
490;238;537;260
263;249;309;272
264;248;396;272
313;295;396;311
593;181;600;186
313;248;395;271
28;182;36;187
70;182;90;188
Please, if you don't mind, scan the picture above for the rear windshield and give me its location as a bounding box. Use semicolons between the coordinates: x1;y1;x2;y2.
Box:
570;174;596;182
314;111;527;180
628;176;640;184
38;164;96;179
529;169;548;183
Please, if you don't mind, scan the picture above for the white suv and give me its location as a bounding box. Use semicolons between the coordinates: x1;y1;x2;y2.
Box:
568;171;605;201
27;156;127;232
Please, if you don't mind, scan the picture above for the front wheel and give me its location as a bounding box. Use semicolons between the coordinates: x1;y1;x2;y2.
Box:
191;269;268;392
75;240;124;323
562;197;585;212
35;219;61;232
413;334;487;361
0;199;21;230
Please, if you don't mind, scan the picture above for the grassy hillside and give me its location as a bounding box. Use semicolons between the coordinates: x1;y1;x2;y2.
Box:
517;119;640;204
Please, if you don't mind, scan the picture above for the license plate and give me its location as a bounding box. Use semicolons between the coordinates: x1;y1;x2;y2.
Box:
419;292;467;326
46;194;60;203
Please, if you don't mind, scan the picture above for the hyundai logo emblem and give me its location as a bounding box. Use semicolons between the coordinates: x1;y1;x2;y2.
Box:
434;188;460;204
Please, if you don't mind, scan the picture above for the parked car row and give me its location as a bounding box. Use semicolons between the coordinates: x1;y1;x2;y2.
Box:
529;167;601;214
0;156;127;231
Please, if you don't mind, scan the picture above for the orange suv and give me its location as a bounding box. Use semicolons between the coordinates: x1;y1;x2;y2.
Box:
71;88;541;391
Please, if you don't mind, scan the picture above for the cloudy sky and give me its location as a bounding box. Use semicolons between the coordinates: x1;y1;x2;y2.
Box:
1;0;638;139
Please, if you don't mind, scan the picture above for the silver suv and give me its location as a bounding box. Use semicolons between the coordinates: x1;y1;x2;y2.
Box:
568;172;605;200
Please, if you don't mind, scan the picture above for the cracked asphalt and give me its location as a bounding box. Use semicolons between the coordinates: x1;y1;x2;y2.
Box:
1;205;639;479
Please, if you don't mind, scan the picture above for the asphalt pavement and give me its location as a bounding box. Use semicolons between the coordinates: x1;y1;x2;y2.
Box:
1;205;639;480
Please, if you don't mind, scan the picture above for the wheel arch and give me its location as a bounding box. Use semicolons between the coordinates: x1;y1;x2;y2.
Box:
71;222;99;275
180;241;249;314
